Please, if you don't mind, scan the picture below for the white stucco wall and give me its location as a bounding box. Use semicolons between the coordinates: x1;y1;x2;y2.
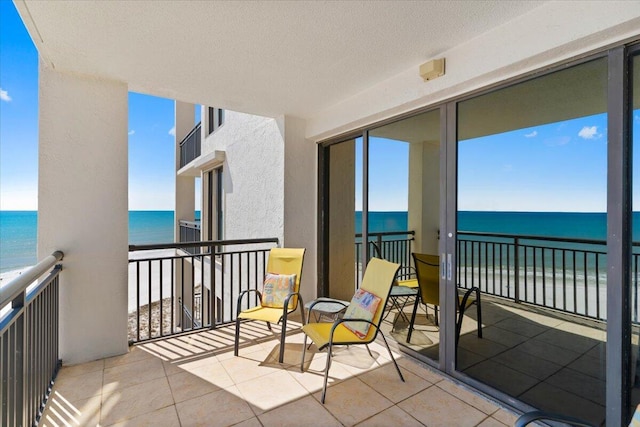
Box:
306;2;640;140
201;111;285;242
38;61;129;364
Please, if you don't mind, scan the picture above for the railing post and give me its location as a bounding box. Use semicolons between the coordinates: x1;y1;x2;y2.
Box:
514;237;520;303
209;244;216;330
376;234;383;259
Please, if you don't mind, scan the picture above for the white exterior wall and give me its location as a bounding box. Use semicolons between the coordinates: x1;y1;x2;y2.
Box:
38;61;129;364
307;2;640;140
201;111;285;242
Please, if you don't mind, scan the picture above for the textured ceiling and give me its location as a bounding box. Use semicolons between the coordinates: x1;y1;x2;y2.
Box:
17;0;545;118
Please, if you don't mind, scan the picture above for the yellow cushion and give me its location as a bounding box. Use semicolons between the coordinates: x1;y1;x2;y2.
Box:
238;306;284;323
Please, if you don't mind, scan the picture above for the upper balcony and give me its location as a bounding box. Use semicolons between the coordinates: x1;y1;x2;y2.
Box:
179;122;201;169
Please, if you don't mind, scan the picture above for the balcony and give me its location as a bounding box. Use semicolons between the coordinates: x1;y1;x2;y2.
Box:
179;122;201;168
39;323;519;426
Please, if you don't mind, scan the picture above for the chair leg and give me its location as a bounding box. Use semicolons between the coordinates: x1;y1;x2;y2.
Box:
434;306;439;326
365;344;374;358
379;332;404;383
266;321;272;331
475;288;483;338
321;342;333;404
279;315;287;363
234;317;241;356
300;333;308;372
407;294;420;343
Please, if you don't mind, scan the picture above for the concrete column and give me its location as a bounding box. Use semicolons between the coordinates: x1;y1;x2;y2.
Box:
282;116;317;304
38;61;129;364
408;140;440;255
328;141;357;301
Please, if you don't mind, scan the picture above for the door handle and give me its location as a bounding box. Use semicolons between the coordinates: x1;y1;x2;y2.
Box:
447;253;452;281
441;253;446;280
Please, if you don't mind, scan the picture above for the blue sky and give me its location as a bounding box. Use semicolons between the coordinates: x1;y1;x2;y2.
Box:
1;1;638;213
1;1;198;211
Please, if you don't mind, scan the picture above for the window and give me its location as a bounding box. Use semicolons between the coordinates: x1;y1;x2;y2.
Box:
208;107;225;135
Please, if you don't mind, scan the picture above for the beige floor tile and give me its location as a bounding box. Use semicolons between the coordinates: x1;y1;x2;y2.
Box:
103;357;166;391
477;416;508;427
51;368;103;403
355;405;423;426
458;334;509;358
40;393;101;427
167;370;224;403
330;346;389;376
545;367;606;405
104;346;156;368
436;379;500;415
175;387;254;427
493;317;548;338
221;351;283;384
463;360;539;397
100;377;174;426
59;359;105;378
491;348;562;380
566;353;606;380
232;417;263;427
456;348;487;371
513;339;580;366
534;329;599;354
479;326;529;348
313;377;393;426
519;382;605;426
286;352;353;393
359;363;429;403
258;395;341;427
491;408;519;426
398;385;486;427
184;360;235;389
236;370;309;415
106;405;180;427
396;357;444;384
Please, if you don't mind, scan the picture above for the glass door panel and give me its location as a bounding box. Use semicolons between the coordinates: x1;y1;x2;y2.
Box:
369;110;441;361
630;51;640;420
456;58;608;424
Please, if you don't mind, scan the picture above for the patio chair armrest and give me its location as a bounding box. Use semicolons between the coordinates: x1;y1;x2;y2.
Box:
283;292;305;324
458;286;480;311
514;410;595;427
236;289;263;316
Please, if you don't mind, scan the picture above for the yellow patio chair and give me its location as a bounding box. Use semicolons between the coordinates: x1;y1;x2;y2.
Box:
234;247;305;363
407;253;482;345
300;257;403;403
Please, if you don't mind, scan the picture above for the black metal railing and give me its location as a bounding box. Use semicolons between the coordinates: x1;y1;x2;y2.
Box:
0;251;63;427
456;231;640;322
179;122;201;168
179;220;201;254
355;230;415;288
128;238;278;343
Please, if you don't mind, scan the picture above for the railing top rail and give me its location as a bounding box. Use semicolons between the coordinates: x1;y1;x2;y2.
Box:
179;220;201;228
457;230;609;246
355;230;415;238
129;237;279;252
0;250;63;308
179;122;202;147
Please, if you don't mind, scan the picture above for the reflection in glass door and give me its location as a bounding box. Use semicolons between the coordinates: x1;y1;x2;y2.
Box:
326;137;362;301
630;51;640;421
456;58;608;424
368;110;442;361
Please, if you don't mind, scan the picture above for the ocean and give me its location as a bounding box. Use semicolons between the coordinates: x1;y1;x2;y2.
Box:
1;210;636;273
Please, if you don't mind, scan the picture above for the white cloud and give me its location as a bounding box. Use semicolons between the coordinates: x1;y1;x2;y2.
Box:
128;130;135;135
168;126;176;136
524;131;537;138
544;136;571;147
578;126;601;140
0;88;11;102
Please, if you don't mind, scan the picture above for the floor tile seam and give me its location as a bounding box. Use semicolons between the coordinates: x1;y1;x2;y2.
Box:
100;377;176;426
490;321;548;340
542;375;606;406
432;380;501;416
562;363;606;382
354;403;426;427
488;354;563;381
523;337;583;365
531;334;597;356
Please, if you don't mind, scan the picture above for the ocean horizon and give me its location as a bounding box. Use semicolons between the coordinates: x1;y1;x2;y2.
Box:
1;209;635;274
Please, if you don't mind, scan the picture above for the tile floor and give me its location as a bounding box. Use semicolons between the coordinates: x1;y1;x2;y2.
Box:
387;296;611;426
41;321;520;427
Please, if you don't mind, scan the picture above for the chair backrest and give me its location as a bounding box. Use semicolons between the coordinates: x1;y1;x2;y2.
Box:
412;253;440;306
359;257;401;340
266;247;305;309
